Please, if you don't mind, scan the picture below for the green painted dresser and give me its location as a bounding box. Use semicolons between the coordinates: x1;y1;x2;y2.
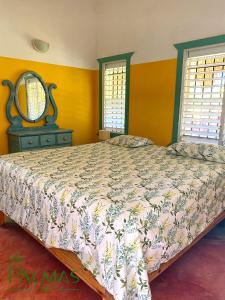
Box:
3;71;74;154
8;128;73;153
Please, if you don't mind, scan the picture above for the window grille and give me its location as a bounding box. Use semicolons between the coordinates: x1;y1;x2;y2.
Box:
179;48;225;145
102;61;126;133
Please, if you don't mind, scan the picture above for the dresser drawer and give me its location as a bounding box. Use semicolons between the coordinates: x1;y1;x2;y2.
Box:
8;129;73;153
40;134;56;146
21;136;39;149
57;133;72;145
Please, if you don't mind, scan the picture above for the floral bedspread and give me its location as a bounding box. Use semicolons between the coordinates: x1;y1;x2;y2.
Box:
0;143;225;300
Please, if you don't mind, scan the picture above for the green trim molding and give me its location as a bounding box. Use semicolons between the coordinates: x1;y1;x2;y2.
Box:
97;52;134;136
172;34;225;143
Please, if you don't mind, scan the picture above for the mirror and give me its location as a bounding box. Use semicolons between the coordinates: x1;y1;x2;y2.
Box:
15;72;49;122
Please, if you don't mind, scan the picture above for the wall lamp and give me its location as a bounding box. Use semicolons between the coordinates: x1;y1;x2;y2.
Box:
32;39;49;53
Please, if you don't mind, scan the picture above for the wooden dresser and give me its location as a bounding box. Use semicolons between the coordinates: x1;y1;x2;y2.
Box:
8;128;73;153
3;71;73;154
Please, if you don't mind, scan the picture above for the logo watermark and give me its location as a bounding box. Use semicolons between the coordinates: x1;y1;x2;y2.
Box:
5;253;80;293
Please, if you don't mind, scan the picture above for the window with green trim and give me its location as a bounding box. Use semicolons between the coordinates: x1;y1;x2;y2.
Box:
173;35;225;145
98;52;133;135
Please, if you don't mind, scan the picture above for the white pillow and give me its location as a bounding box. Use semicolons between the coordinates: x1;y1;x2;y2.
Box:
167;142;225;163
106;135;153;148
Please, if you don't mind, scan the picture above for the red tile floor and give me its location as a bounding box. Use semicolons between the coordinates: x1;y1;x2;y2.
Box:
0;223;225;300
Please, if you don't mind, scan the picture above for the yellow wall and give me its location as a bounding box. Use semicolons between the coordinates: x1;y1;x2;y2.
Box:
0;57;177;154
0;56;97;154
94;58;177;146
129;59;177;146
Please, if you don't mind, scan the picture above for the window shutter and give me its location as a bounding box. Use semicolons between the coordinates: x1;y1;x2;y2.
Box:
179;50;225;145
103;61;126;133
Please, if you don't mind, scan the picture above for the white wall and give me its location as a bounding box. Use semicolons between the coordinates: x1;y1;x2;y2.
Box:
2;0;225;68
96;0;225;64
0;0;97;69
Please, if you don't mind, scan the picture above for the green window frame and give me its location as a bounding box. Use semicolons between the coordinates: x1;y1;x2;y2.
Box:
97;52;134;136
172;34;225;143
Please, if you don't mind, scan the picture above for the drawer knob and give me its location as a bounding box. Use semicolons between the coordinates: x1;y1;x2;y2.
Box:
47;138;51;142
28;140;33;144
63;137;67;141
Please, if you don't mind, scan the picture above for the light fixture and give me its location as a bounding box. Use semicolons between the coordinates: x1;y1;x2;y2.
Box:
98;130;110;141
32;39;49;53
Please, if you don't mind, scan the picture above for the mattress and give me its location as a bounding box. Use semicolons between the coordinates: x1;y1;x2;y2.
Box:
0;143;225;300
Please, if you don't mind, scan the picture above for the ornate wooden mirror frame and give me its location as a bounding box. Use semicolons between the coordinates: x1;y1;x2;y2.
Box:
3;71;59;132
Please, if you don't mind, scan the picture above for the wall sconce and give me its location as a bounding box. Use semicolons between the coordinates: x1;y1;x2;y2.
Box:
32;39;49;53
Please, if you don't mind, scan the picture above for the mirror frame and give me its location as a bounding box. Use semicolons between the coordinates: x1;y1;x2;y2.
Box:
3;71;59;133
15;71;50;123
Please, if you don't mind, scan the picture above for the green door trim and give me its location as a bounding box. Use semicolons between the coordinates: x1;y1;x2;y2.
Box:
172;34;225;143
97;52;134;136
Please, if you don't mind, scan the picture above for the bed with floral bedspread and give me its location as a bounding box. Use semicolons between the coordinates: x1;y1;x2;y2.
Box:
0;142;225;300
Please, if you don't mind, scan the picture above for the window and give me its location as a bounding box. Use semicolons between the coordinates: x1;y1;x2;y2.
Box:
179;49;225;145
98;52;134;135
103;61;126;133
173;35;225;145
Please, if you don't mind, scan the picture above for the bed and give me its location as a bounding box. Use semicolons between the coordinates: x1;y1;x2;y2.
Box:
0;142;225;300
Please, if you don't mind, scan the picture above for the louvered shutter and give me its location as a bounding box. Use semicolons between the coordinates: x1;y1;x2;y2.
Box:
179;46;225;145
103;61;126;133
